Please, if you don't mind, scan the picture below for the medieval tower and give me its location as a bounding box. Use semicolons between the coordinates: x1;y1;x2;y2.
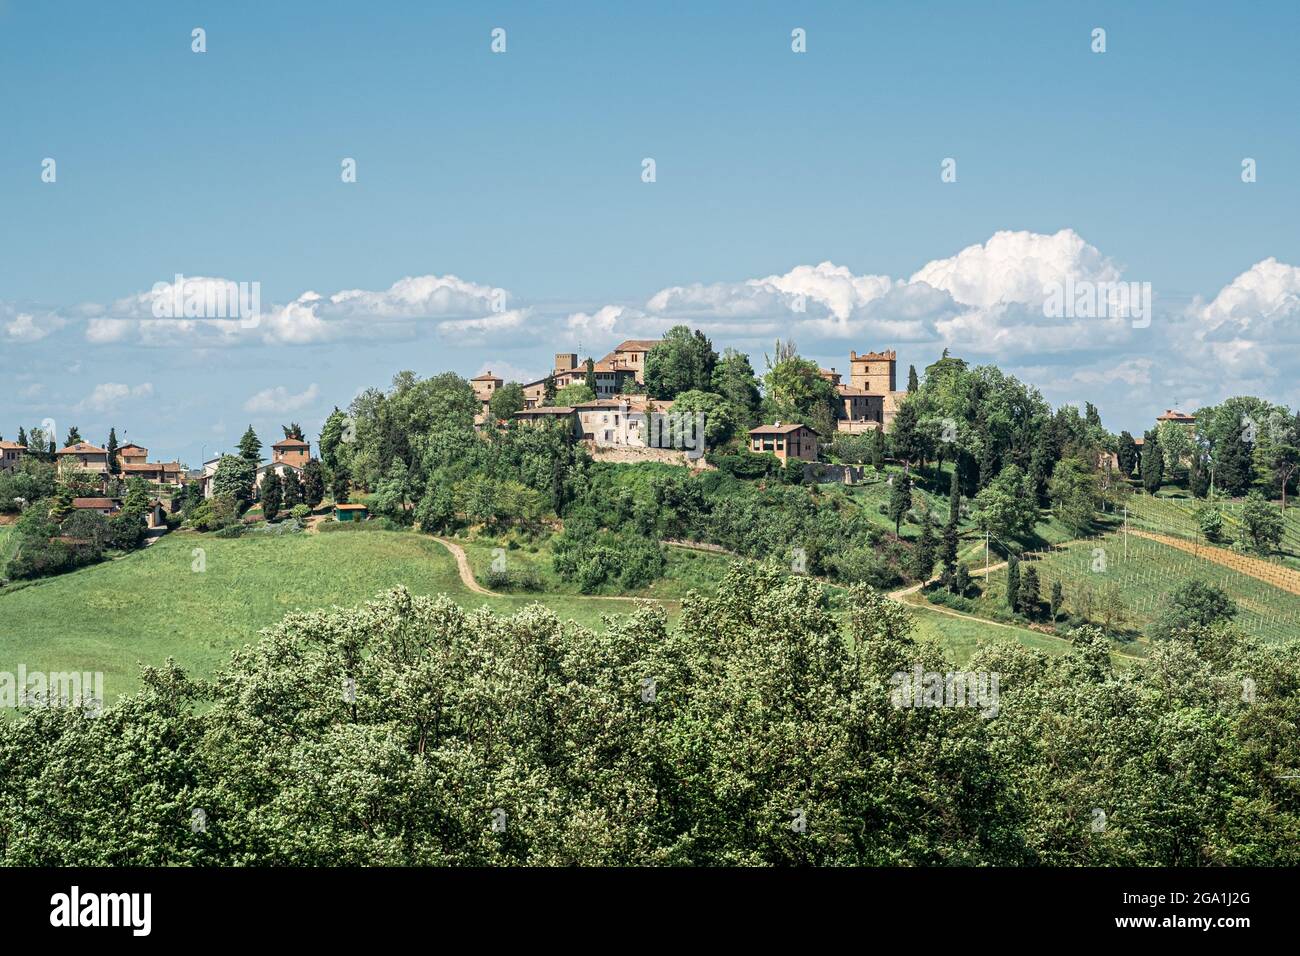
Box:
849;350;897;393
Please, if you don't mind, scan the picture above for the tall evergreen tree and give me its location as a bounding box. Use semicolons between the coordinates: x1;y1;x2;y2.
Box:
1005;555;1020;612
907;364;919;393
888;468;913;536
105;427;120;476
1140;431;1164;494
911;512;937;581
261;471;283;522
1116;431;1138;478
16;426;27;448
890;401;924;467
1215;417;1254;497
1018;565;1041;618
302;459;325;508
282;422;306;441
238;425;263;464
282;470;303;510
870;428;886;471
584;358;597;393
64;426;82;446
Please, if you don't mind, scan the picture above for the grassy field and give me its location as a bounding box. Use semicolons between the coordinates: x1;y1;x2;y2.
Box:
0;517;1091;706
965;528;1300;644
457;534;733;601
0;528;666;704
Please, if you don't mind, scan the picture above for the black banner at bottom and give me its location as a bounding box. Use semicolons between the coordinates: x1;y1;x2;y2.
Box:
0;866;1286;941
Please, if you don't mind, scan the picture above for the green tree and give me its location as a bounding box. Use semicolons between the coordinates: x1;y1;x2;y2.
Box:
1239;491;1283;554
281;470;302;511
488;382;526;421
105;427;120;476
583;357;597;392
212;455;256;509
870;428;886;471
669;390;737;447
1140;431;1164;494
1048;457;1099;535
1149;579;1237;642
1049;581;1063;621
282;422;306;441
260;470;283;521
645;325;718;399
972;465;1038;542
554;382;595;406
301;459;325;508
710;348;762;425
64;426;82;447
238;426;263;464
1005;555;1020;612
1214;417;1253;496
1018;565;1041;618
910;512;937;581
763;355;838;437
907;364;919;393
1116;431;1138;478
887;469;912;537
318;408;348;475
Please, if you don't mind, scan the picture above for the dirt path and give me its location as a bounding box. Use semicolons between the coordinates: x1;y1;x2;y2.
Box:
1128;529;1300;596
432;537;668;603
432;537;497;596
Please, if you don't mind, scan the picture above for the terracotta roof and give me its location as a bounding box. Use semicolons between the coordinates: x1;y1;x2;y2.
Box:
122;462;182;472
57;442;107;455
272;437;309;448
118;443;148;453
335;503;368;511
471;372;503;382
750;423;817;436
515;407;576;416
1157;409;1196;422
71;497;119;509
613;339;658;352
0;441;25;450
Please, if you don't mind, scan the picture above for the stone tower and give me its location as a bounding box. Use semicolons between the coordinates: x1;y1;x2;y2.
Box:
850;350;896;393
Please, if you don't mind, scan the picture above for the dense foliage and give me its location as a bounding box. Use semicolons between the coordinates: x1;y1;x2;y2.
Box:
2;566;1295;865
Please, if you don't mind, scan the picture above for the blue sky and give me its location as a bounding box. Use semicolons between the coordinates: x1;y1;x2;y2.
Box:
3;0;1299;464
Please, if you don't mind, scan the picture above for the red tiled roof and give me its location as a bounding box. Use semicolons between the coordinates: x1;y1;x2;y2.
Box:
0;441;25;450
57;442;107;455
614;339;658;352
471;372;503;381
750;423;816;436
71;497;119;509
272;438;309;448
121;462;182;473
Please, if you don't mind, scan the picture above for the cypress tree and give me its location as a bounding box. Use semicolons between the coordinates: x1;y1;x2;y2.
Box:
1006;555;1020;612
261;471;282;521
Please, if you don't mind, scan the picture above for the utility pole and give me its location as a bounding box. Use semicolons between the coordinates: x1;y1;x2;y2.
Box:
1123;506;1128;560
